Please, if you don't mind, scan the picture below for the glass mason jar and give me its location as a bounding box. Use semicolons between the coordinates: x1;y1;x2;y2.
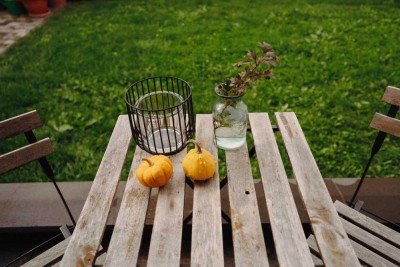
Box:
213;90;248;150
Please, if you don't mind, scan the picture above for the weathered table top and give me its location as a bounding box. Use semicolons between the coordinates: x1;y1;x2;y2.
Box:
59;112;360;267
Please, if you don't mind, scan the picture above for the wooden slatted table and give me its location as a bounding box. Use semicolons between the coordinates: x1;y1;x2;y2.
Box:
59;112;360;267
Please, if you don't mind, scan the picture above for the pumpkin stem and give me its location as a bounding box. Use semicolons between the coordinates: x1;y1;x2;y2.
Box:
142;158;154;166
186;139;202;154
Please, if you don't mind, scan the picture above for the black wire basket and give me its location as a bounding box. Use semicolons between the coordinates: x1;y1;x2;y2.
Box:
125;77;195;155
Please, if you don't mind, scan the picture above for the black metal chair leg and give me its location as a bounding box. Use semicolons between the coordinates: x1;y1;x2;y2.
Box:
349;155;374;208
51;180;76;226
25;131;76;226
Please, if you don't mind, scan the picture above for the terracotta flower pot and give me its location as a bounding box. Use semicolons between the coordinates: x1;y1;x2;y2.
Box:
18;0;49;18
48;0;65;9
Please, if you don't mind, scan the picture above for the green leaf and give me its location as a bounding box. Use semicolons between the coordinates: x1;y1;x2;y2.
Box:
85;118;98;128
58;124;74;133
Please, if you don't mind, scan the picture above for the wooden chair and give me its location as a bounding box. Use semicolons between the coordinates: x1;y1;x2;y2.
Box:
0;110;75;225
308;86;400;266
349;86;400;223
0;110;76;266
308;200;400;266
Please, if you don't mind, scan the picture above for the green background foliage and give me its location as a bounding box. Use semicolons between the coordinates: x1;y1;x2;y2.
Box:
1;0;399;182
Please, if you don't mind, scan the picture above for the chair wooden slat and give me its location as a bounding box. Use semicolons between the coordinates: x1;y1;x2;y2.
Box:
225;142;269;266
307;236;326;266
21;237;70;267
276;112;360;267
370;113;400;137
249;113;313;266
311;253;324;266
0;110;42;141
191;114;224;267
348;239;398;267
308;234;397;267
335;201;400;247
147;150;187;267
60;115;132;267
0;138;54;175
340;218;400;265
104;148;151;267
47;248;105;267
382;86;400;106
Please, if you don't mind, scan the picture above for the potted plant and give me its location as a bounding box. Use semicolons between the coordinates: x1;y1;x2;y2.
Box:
213;42;279;150
48;0;65;9
17;0;49;17
2;0;26;15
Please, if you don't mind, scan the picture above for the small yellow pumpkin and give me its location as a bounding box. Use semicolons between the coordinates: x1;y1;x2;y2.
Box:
136;155;173;187
182;140;216;181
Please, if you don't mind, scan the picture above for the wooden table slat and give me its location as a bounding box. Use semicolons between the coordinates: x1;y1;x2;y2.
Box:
104;147;151;267
191;114;224;267
225;142;269;266
147;150;187;267
276;112;360;267
60;115;132;267
249;113;314;266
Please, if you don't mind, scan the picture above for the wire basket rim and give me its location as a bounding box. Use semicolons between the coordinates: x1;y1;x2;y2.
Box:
125;76;192;112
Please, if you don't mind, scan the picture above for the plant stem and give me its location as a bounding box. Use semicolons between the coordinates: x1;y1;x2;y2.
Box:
186;139;202;153
142;158;154;166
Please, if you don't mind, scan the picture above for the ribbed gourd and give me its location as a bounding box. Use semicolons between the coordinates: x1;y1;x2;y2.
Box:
182;140;216;181
136;155;173;187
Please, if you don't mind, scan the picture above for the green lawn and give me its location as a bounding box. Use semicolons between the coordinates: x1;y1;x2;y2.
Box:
1;0;399;182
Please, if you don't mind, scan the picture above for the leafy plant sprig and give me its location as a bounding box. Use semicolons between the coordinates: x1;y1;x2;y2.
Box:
216;42;279;96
